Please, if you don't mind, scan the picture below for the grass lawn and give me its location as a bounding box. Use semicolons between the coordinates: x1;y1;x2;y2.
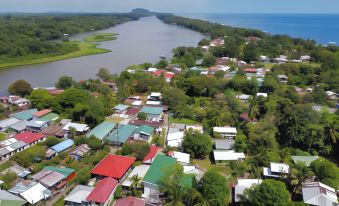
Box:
53;197;65;206
0;41;110;69
0;161;12;173
192;158;231;177
0;132;7;141
83;33;118;42
169;117;197;125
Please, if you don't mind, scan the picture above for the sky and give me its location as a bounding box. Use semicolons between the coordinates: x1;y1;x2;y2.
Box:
1;0;339;13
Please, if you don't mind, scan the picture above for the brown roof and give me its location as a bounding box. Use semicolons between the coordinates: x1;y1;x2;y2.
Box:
126;108;140;116
42;125;63;136
129;120;162;128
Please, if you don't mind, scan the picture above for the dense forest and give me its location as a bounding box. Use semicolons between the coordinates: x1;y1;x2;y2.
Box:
0;12;148;61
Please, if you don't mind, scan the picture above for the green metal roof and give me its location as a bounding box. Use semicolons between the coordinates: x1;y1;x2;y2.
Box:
10;109;38;120
143;155;176;185
140;106;163;115
138;125;155;135
44;166;75;177
39;113;59;121
86;121;117;140
105;124;137;143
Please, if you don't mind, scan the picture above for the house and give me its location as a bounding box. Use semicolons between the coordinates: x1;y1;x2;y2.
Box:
213;150;245;162
131;100;143;107
143;145;159;164
91;154;136;182
263;162;290;178
146;100;162;106
147;92;162;101
121;165;150;188
129;120;163;129
259;55;271;62
15;131;46;146
86;177;118;206
215;139;235;150
31;167;75;190
1;164;30;178
9;109;38;121
233;179;262;202
0;190;26;206
8;181;51;205
106;124;137;145
240;112;257;123
291;156;319;167
0;138;27;161
0;96;30;107
236;94;251;102
62;122;89;136
69;144;91;160
213;126;237;138
185;124;203;133
25;119;49;132
139;106;164;122
326;91;337;99
166;126;185;147
277;75;288;83
0;117;21;131
113;104;129;113
302;182;338;206
168;151;190;165
256;93;268;98
41;124;65;138
64;185;94;206
86;121;117;141
102;81;117;91
37;112;59;122
126;107;140;117
300;55;311;62
134;125;155;141
114;196;145;206
274;55;288;63
45;139;74;159
33;109;52;119
143;155;177;204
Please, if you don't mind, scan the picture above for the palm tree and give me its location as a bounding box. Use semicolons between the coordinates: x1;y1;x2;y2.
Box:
324;121;338;144
185;188;210;206
130;174;143;197
212;113;224;127
292;161;312;194
248;97;259;120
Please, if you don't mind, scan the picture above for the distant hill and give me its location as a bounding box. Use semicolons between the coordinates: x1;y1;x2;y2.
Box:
131;8;153;15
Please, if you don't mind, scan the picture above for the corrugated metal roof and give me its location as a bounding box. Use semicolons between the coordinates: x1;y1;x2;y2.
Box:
51;139;74;152
140;106;163;115
86;122;116;140
0;118;21;129
9;109;38;121
105;124;137;143
9;121;27;132
143;155;176;185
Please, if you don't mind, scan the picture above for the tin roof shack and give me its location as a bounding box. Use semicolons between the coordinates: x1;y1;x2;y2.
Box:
0;138;27;161
45;139;74;159
25;119;49;133
9;109;38;121
15;131;46;147
263;162;290;179
0;118;21;132
31;167;75;190
64;185;94;206
62;122;89;137
143;145;159;164
0;189;27;206
134;125;155;142
139;106;164;122
86;122;117;141
86;177;118;206
302;182;338;206
214;139;235;150
8;181;52;205
91;154;136;182
105;124;137;146
213;126;237;139
213;150;245;163
69;144;91;160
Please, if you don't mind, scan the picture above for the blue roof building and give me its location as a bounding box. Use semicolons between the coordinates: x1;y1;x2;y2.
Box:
86;122;117;140
51;139;74;153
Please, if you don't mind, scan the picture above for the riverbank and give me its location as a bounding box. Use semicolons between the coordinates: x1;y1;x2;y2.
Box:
0;41;110;69
83;33;119;42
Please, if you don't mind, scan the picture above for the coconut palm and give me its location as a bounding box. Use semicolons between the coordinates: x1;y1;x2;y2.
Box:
324;121;338;144
248;97;259;120
185;188;210;206
292;161;312;194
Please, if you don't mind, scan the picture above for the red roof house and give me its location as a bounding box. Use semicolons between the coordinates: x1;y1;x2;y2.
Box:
86;177;118;205
240;112;257;122
126;107;140;116
244;68;257;73
15;131;46;145
114;196;145;206
143;145;159;164
91;154;136;181
33;109;52;118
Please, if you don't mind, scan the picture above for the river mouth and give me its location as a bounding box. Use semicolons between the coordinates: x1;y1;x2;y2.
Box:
0;16;206;95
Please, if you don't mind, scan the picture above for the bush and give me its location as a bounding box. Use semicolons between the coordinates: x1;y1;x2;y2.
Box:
114;185;123;199
44;136;62;147
121;141;150;161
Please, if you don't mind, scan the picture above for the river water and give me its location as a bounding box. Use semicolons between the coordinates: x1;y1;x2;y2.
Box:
0;16;206;95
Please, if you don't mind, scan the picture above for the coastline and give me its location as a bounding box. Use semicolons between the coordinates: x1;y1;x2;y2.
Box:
0;41;110;69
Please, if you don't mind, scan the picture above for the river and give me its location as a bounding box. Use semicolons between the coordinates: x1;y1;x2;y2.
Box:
0;16;206;95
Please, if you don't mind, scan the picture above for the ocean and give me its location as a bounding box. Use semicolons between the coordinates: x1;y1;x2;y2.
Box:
179;13;339;45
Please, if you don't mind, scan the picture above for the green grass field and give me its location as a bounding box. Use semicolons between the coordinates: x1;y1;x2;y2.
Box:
83;33;118;42
0;133;7;141
169;116;198;124
0;41;110;69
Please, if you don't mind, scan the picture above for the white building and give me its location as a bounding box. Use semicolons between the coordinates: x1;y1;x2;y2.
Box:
213;150;245;162
302;182;338;206
213;127;237;138
170;151;190;164
263;162;290;178
121;165;150;188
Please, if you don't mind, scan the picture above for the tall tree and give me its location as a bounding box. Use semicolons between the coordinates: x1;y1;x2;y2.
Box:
182;130;212;159
8;79;33;96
